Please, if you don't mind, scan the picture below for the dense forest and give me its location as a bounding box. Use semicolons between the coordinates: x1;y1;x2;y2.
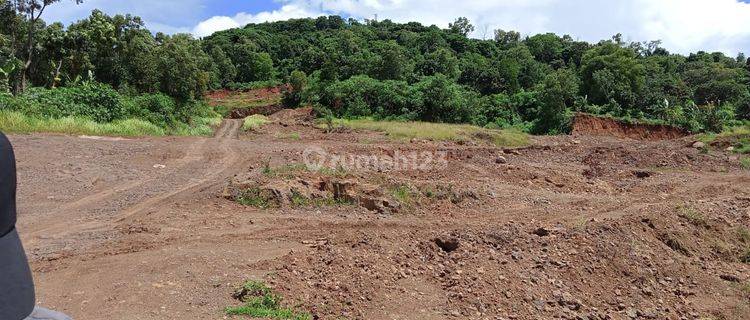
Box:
1;1;749;134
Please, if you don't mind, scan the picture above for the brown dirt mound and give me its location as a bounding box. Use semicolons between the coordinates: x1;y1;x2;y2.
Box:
572;113;688;141
206;86;283;102
228;104;284;119
268;107;316;125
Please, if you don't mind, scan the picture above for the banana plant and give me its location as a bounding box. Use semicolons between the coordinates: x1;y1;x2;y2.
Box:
0;62;16;95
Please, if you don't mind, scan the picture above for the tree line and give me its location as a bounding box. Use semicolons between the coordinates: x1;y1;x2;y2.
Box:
1;1;749;133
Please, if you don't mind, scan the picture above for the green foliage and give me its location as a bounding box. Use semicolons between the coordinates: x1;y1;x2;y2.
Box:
226;281;311;320
741;157;750;170
158;34;211;102
0;110;166;136
243;114;270;131
534;68;579;134
526;33;564;64
0;82;218;136
580;42;645;109
236;49;275;82
391;184;413;205
227;80;282;91
737;96;750;120
4;8;750;135
282;70;307;108
449;17;474;36
3;82;125;122
124;93;177;127
236;188;277;209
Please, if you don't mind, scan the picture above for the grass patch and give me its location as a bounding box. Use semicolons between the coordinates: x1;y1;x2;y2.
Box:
328;118;529;147
391;184;413;204
172;116;222;136
698;124;750;154
741;249;750;264
0;110;220;137
226;281;310;320
741;157;750;170
243;115;270;131
289;190;310;207
0;110;166;136
275;132;301;140
262;162;349;179
235;188;277;209
263;163;308;178
317;165;349;178
738;226;750;243
677;204;708;228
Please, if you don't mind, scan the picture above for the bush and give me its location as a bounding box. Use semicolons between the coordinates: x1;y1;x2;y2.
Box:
227;80;282;91
282;70;307;108
11;82;126;123
0;110;165;136
320;75;417;118
737;96;750;120
473;94;525;129
125;93;177;127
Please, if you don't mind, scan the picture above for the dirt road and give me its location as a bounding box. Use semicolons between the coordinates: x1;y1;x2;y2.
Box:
8;115;750;320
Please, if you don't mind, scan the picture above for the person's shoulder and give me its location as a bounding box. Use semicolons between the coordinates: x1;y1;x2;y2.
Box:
24;307;73;320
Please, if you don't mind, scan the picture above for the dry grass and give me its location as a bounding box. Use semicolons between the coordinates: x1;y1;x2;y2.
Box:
243;114;270;131
331;119;530;147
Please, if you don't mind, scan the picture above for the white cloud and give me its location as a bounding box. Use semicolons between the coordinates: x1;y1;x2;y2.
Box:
192;4;324;37
45;0;750;55
191;0;750;55
193;16;242;38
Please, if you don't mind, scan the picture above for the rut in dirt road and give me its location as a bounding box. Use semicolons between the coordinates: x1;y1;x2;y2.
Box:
23;119;245;259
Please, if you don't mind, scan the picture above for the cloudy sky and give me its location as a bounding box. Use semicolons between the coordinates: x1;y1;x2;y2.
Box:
44;0;750;56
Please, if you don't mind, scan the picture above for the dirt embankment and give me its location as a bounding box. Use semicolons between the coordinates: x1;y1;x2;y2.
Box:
572;113;688;140
227;104;284;119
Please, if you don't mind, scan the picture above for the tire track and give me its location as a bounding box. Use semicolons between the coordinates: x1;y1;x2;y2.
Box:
24;120;244;251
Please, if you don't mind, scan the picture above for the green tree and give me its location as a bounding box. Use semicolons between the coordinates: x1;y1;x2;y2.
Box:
449;17;474;36
535;68;579;134
580;42;645;110
417;48;459;79
157;34;210;107
282;70;306;108
10;0;82;91
370;40;410;80
525;33;563;64
210;46;236;87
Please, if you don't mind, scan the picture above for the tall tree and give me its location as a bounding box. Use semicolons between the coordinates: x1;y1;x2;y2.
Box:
10;0;82;92
449;17;474;37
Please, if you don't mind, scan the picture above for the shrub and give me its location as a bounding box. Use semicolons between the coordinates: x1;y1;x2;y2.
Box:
243;115;270;131
125;93;177;127
282;70;307;108
14;82;126;122
736;95;750;120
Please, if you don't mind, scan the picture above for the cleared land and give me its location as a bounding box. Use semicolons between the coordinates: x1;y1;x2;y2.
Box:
9;105;750;320
10;90;750;320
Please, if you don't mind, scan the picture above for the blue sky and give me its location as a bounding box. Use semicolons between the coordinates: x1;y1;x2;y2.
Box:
44;0;750;55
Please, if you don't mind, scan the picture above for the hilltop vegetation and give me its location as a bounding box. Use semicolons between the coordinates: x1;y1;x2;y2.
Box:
203;16;749;134
0;1;748;135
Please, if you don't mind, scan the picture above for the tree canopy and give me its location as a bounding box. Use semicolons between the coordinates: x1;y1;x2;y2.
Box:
1;7;748;134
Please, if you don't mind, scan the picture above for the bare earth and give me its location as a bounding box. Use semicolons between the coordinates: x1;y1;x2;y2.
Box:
9;115;750;320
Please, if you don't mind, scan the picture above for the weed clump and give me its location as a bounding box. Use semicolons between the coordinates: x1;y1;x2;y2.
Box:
227;281;311;320
243;114;270;131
